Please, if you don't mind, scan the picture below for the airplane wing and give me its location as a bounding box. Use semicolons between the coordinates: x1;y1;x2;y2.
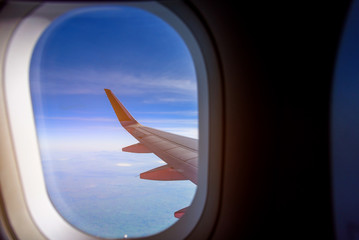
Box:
104;89;198;218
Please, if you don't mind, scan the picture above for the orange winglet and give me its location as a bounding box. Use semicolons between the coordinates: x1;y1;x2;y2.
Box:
104;89;137;125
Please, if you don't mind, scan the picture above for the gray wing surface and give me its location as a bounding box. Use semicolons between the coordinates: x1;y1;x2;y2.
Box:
104;89;198;185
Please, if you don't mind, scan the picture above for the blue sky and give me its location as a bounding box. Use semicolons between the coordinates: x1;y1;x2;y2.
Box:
31;6;198;152
30;6;197;238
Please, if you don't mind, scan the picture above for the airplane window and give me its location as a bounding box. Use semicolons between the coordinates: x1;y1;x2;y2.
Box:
332;0;359;239
30;5;198;239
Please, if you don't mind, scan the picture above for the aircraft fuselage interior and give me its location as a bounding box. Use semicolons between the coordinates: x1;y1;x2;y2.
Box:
0;0;357;239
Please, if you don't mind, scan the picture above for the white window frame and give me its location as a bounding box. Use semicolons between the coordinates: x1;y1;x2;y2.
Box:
0;1;223;239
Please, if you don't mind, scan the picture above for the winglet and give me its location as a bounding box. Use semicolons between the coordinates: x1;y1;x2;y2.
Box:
104;89;137;125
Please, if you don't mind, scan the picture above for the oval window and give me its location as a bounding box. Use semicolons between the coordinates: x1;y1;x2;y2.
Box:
30;5;198;239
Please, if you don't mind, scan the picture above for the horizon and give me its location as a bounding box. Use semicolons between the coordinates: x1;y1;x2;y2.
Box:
30;5;198;238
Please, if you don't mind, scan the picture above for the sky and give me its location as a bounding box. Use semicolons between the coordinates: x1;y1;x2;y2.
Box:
30;5;198;239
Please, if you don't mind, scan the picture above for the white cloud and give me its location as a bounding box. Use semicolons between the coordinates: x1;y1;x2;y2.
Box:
32;68;197;97
139;118;198;125
116;163;132;167
134;110;198;116
142;97;195;104
36;116;116;122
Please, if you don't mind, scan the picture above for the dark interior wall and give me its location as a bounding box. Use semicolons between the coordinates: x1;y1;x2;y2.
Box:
189;1;351;239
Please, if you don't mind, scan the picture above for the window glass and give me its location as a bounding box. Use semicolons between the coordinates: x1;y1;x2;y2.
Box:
332;0;359;239
30;6;197;239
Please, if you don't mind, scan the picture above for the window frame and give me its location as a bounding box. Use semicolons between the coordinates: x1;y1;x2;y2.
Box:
0;1;223;239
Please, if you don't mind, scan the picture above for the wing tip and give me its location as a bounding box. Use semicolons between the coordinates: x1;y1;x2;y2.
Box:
104;88;137;123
